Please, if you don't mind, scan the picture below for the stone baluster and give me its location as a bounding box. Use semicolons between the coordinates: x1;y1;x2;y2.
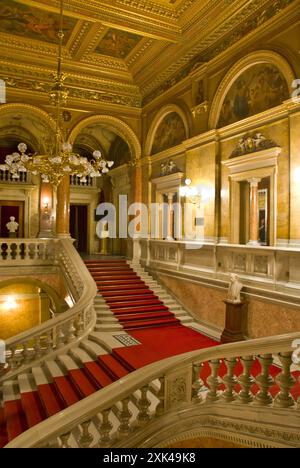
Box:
60;432;72;448
118;398;132;437
79;420;93;448
137;385;151;425
7;345;17;369
76;313;84;336
274;352;296;408
22;243;27;260
44;331;53;354
238;356;255;404
206;359;221;402
222;357;238;402
8;243;13;260
156;376;166;416
33;243;39;260
34;336;43;360
254;354;274;406
67;320;77;342
98;409;113;447
56;326;65;349
192;362;204;402
22;341;31;364
16;243;22;260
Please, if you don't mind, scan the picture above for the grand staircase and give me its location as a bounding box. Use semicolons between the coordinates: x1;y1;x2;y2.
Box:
0;259;217;447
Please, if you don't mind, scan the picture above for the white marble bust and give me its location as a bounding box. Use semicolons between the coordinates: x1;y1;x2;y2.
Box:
6;216;19;233
227;273;243;304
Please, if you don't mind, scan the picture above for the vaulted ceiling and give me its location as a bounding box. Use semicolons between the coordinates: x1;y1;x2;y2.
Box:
0;0;297;109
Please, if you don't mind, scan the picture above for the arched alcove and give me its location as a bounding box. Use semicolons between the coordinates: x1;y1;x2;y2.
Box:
209;51;295;130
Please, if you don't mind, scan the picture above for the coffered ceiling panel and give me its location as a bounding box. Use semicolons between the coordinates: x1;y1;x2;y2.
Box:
0;0;77;44
95;28;143;59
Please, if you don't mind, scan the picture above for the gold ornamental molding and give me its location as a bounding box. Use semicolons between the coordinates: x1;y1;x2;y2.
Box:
69;114;142;160
141;0;297;102
0;103;56;131
144;103;190;156
208;50;296;130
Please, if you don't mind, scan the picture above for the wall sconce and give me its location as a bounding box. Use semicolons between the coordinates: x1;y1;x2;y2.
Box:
43;197;50;215
179;179;201;204
3;296;17;312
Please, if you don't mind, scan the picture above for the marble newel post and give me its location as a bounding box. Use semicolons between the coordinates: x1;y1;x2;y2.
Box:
166;192;175;241
56;175;70;238
248;178;261;246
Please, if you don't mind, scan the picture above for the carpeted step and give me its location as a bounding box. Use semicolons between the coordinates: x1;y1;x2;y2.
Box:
87;267;133;272
99;284;148;292
4;399;28;441
37;383;65;417
93;275;139;281
105;294;159;304
20;391;46;428
117;311;174;322
101;289;152;298
68;369;99;398
0;407;8;448
84;260;127;265
97;279;144;286
109;299;163;309
112;346;160;370
98;355;131;379
123;317;181;330
53;376;81;407
112;304;169;315
83;361;114;388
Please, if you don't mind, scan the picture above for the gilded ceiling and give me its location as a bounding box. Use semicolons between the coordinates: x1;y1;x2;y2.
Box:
0;0;298;109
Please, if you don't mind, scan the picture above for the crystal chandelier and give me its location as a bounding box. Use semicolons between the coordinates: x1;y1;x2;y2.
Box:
0;0;113;187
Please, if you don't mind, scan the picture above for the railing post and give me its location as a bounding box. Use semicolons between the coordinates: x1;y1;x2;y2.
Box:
254;354;274;406
192;362;204;402
206;359;221;402
274;352;295;408
222;357;237;402
238;356;255;404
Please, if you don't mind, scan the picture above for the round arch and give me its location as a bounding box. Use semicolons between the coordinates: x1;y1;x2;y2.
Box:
0;277;65;313
0;103;56;152
68;115;141;161
145;104;190;156
209;50;295;130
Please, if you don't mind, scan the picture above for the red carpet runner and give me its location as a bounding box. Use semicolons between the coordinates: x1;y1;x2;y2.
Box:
1;259;299;447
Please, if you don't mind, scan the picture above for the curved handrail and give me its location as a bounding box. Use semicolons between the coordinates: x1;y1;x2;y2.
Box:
5;330;300;448
1;238;97;378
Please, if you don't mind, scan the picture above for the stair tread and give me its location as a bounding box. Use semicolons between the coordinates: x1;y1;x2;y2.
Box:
37;383;65;416
5;399;28;441
68;369;99;397
112;305;169;314
124;317;181;330
101;289;152;297
84;361;114;388
117;311;174;322
20;391;46;428
53;376;81;406
105;294;159;303
109;299;163;309
98;355;130;379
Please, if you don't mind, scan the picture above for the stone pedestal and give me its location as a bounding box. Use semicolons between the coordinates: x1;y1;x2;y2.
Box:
221;300;247;344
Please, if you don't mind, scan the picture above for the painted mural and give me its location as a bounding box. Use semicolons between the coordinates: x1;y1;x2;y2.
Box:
96;28;142;59
151;112;187;155
0;0;76;43
217;64;289;128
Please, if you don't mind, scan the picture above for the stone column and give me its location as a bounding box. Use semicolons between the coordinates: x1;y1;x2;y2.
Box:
56;175;70;238
248;178;261;246
166;192;175;241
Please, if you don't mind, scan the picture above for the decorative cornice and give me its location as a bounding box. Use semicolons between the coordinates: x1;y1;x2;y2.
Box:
142;0;297;104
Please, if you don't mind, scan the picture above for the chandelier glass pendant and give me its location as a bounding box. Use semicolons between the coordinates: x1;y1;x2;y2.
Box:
1;0;113;187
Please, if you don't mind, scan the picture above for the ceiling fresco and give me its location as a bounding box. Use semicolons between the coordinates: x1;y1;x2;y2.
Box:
95;28;143;59
0;0;76;44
